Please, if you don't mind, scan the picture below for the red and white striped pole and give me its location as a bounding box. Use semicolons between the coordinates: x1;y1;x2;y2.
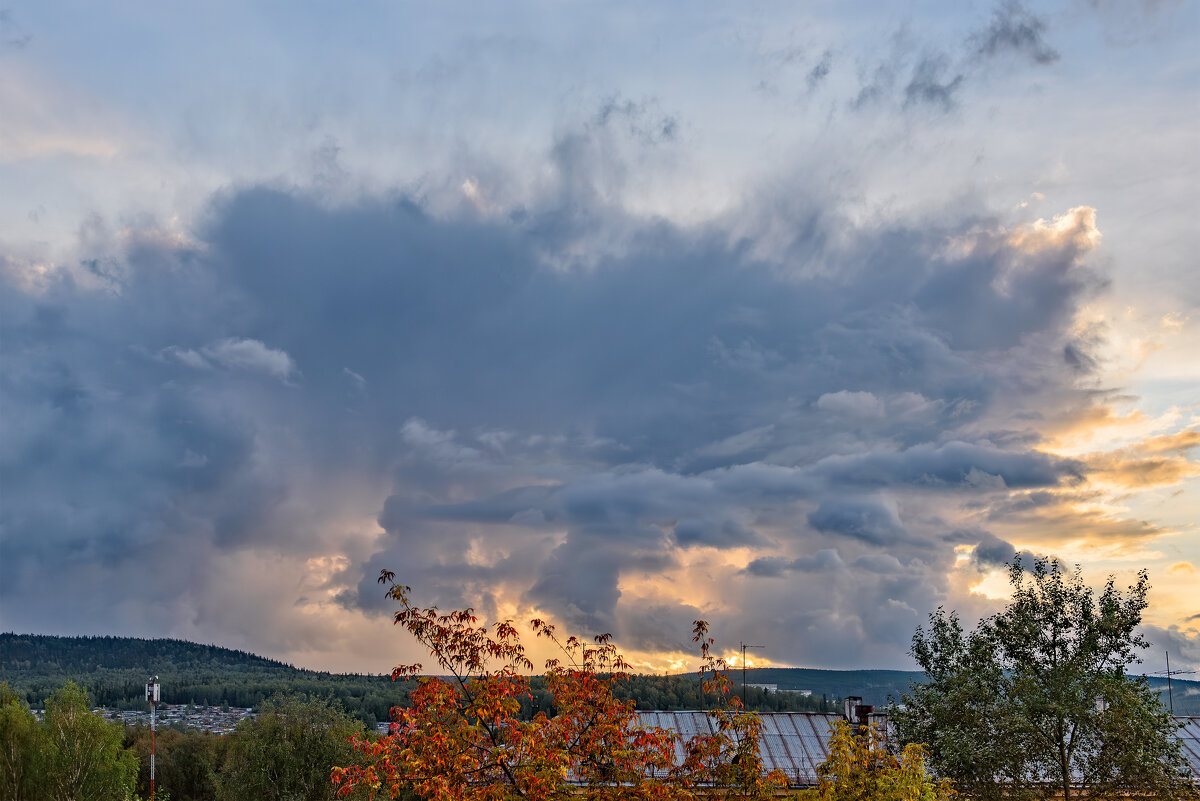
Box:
146;676;159;800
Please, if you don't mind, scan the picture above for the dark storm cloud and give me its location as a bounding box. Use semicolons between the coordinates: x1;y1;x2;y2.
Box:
808;497;908;546
972;532;1020;567
0;107;1107;665
969;531;1043;571
743;549;844;578
524;530;677;629
813;442;1082;489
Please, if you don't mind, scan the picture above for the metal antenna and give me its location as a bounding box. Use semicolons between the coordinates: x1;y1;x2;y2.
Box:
739;643;764;708
1167;651;1173;715
1149;651;1197;715
145;676;159;800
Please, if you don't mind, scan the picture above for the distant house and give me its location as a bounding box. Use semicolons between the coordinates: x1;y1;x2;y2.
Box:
747;683;814;697
97;703;255;734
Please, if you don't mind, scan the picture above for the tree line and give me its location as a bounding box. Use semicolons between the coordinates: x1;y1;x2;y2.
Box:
0;634;834;728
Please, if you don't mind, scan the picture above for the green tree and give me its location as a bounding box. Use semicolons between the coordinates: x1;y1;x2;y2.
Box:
811;720;954;801
0;682;39;801
894;558;1190;800
215;693;366;801
126;726;226;801
39;681;139;801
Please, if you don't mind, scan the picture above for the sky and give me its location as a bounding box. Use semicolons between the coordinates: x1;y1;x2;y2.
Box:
1;1;1198;677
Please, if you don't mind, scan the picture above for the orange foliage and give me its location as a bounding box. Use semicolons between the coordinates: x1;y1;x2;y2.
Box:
331;570;787;800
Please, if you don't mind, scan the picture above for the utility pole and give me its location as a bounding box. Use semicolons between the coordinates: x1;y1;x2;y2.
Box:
146;676;159;800
739;643;763;708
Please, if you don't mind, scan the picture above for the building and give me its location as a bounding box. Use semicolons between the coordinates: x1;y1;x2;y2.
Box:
634;708;1200;789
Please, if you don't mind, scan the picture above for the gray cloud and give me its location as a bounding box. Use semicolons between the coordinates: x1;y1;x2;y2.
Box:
969;532;1045;571
744;549;845;578
904;55;964;111
972;532;1020;567
972;1;1060;65
592;95;679;146
807;51;833;92
0;107;1113;667
813;442;1082;489
809;497;908;546
851;1;1067;116
1139;623;1200;675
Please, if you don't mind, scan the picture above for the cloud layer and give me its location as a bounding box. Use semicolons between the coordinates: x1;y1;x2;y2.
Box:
5;157;1169;669
1;1;1196;673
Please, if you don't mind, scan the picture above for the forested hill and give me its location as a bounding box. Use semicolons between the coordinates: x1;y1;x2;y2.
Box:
1;633;297;673
738;667;925;707
0;634;834;725
738;666;1200;715
5;634;1194;724
0;632;409;725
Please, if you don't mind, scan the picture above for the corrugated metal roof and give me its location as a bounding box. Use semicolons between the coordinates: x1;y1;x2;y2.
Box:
633;711;845;784
1177;717;1200;779
633;711;1200;787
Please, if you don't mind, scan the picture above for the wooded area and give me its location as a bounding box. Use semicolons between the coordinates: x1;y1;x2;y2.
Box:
0;633;834;727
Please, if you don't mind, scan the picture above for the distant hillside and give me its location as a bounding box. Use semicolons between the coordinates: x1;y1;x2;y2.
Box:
739;667;924;707
0;633;408;726
738;666;1200;716
0;632;298;673
5;634;1194;724
0;634;831;724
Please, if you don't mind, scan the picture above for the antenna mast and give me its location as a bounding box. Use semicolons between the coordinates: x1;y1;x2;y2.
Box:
1167;651;1173;715
739;642;764;707
146;676;159;800
1150;652;1197;715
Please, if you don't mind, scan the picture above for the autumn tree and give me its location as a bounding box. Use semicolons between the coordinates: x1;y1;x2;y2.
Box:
331;570;787;800
894;557;1190;800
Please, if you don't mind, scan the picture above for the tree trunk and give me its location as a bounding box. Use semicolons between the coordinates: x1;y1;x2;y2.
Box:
1059;732;1071;801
